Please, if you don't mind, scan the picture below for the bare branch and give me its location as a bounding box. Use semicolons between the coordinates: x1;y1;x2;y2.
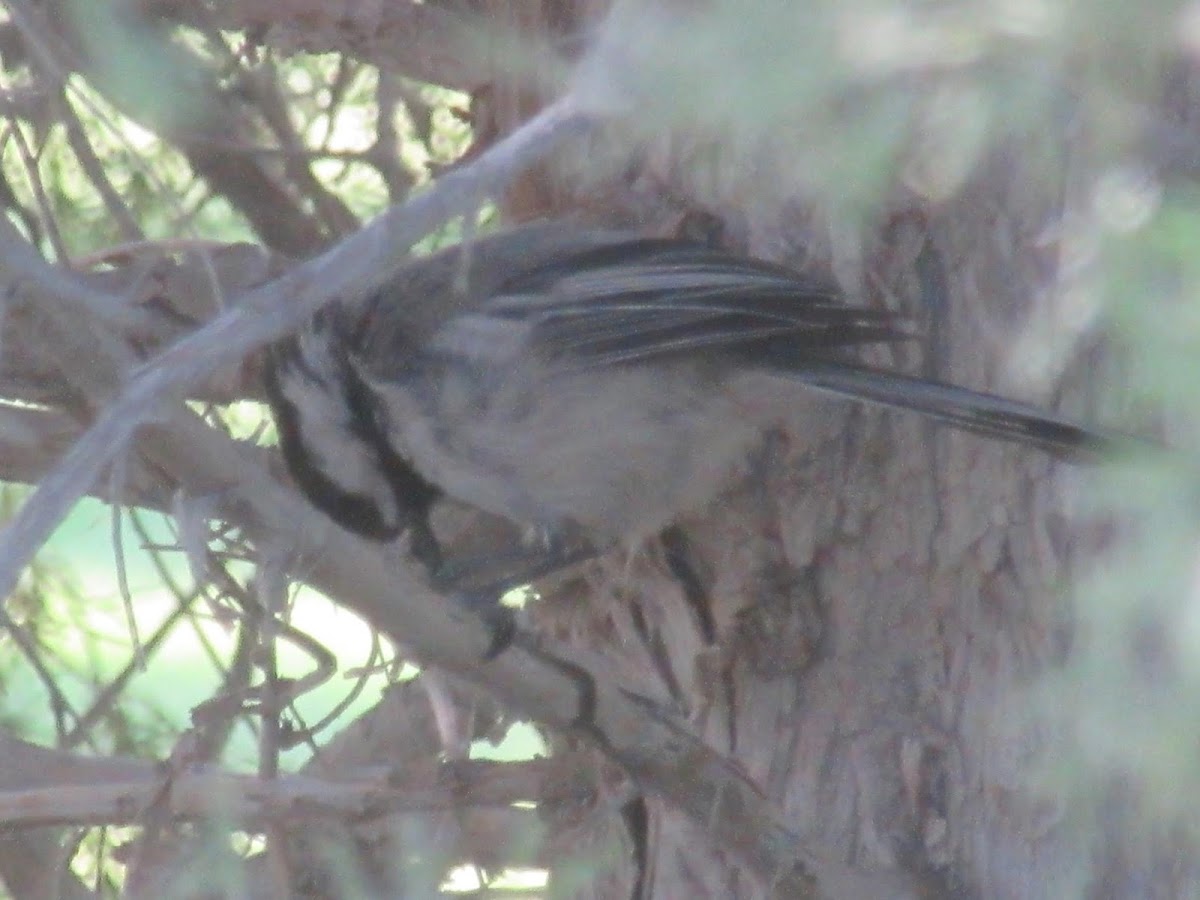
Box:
0;752;582;830
0;405;162;510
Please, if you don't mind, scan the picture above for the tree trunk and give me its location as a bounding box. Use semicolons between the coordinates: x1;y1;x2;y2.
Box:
524;143;1134;897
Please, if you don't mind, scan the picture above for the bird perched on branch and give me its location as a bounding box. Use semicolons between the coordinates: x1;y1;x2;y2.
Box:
263;222;1117;591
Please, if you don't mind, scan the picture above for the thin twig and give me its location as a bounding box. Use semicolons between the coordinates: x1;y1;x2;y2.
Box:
62;586;201;751
56;88;144;243
0;605;77;739
9;121;69;262
108;454;145;670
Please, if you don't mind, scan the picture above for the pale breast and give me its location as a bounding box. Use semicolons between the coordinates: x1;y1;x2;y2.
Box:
366;357;764;541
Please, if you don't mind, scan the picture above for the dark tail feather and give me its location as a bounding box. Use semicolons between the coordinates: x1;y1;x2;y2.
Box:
777;360;1133;461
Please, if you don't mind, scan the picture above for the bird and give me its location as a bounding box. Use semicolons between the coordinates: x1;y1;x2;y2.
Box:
262;222;1119;598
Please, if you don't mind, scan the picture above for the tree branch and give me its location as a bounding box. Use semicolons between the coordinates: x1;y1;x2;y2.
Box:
0;405;170;512
0;749;587;831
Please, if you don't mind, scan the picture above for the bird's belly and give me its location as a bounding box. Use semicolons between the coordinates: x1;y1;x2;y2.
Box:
374;364;763;540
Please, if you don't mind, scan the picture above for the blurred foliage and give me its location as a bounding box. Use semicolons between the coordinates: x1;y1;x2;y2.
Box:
572;0;1181;224
1040;186;1200;822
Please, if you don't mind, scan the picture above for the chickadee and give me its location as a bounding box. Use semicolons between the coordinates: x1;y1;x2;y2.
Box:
264;223;1114;586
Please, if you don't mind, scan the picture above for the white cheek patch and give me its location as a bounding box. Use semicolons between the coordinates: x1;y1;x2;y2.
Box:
278;358;401;532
